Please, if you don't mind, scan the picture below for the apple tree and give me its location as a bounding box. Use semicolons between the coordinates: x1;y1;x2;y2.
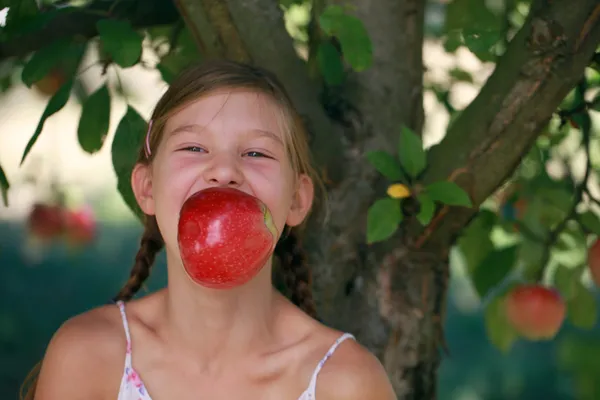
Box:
1;0;600;397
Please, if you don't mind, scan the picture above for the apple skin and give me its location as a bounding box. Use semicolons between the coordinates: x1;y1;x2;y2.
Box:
64;207;96;247
177;187;278;289
505;284;566;340
587;239;600;287
27;203;66;242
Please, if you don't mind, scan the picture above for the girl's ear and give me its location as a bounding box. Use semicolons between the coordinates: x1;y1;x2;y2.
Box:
131;163;155;215
286;174;314;227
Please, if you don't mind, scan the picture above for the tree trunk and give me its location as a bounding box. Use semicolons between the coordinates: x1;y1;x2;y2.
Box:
173;0;600;398
5;0;600;397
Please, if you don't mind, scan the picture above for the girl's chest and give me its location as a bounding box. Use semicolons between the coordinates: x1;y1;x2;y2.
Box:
127;358;311;400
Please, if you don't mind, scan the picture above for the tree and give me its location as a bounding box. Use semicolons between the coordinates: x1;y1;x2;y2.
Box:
2;0;600;398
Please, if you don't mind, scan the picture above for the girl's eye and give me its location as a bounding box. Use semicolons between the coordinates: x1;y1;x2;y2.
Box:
182;146;206;153
244;151;269;158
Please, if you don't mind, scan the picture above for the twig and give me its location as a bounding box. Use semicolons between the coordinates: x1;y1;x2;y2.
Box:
535;82;592;281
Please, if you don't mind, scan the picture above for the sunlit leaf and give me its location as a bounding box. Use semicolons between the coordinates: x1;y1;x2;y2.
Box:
78;85;111;154
367;198;402;244
20;79;74;166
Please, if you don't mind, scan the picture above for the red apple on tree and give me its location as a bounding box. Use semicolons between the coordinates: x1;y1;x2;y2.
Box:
26;203;66;242
587;239;600;287
177;187;278;289
505;284;566;340
64;206;96;247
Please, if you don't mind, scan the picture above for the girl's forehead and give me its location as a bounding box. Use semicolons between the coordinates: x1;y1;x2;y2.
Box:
165;89;286;136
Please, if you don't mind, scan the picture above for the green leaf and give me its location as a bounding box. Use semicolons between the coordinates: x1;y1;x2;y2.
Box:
319;6;373;72
78;85;111;154
448;67;473;83
366;198;402;244
416;192;435;226
591;93;600;111
21;39;73;87
579;210;600;235
443;30;462;53
484;290;519;353
445;0;502;61
366;151;404;181
566;282;597;330
519;238;547;280
20;79;73;165
0;162;9;207
97;19;143;68
3;0;38;33
472;245;518;299
398;126;426;179
426;181;472;207
111;107;147;221
463;27;502;56
317;41;345;86
157;27;199;84
458;209;497;274
553;265;582;301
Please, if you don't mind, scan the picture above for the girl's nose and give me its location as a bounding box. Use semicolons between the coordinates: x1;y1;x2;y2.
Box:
202;152;244;187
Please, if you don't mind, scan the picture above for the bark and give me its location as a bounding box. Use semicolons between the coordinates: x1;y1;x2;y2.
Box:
6;0;600;398
170;1;600;398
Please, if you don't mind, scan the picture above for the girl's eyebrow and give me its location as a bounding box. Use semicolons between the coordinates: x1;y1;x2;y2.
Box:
168;124;284;146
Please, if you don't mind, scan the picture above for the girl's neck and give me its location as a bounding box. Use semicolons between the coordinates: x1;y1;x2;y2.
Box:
161;256;279;368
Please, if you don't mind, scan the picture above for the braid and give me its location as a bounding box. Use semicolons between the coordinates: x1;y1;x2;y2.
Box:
275;228;318;318
113;216;164;302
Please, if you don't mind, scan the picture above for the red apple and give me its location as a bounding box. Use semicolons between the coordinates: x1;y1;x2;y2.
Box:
587;239;600;287
177;187;278;289
64;207;96;247
33;69;65;97
505;284;566;340
26;203;66;242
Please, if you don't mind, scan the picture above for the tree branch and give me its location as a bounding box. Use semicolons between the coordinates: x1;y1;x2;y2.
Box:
0;0;180;60
416;0;600;250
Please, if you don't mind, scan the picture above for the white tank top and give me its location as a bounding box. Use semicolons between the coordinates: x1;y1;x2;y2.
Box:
115;301;355;400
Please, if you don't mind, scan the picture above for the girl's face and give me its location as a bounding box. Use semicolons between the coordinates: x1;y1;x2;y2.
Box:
132;90;314;262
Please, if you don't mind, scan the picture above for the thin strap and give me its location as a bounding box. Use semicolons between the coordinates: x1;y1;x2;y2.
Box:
116;300;133;366
306;333;355;395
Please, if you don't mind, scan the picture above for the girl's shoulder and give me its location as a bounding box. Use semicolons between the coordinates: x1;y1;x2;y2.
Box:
309;332;396;399
288;308;396;400
34;302;127;399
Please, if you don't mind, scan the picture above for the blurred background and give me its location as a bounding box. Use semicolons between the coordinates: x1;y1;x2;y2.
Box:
1;1;600;399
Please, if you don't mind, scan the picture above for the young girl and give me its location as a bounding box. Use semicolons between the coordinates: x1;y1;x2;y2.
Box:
25;60;396;399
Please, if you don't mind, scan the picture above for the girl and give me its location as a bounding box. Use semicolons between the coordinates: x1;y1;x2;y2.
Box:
25;60;396;399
